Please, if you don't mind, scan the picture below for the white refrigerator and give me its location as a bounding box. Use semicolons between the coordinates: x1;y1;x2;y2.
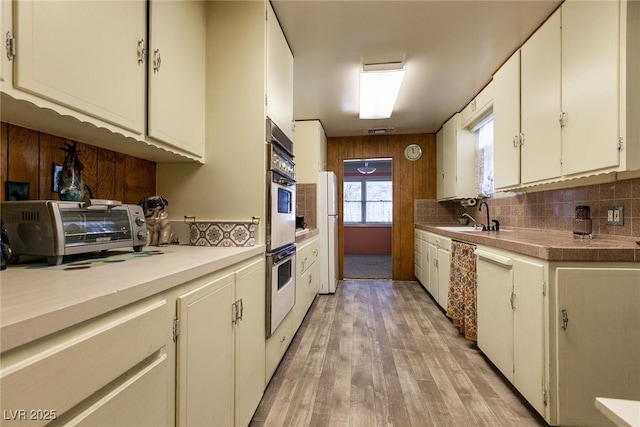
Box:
318;171;338;294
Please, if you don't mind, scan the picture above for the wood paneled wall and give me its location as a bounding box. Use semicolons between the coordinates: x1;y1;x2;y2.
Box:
327;133;436;280
1;122;156;204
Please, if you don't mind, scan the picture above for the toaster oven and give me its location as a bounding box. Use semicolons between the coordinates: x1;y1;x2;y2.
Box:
1;200;147;265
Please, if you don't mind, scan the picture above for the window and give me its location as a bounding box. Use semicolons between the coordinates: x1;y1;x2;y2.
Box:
344;178;392;224
474;116;494;197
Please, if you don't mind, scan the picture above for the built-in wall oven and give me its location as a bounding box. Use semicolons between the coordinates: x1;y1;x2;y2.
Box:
266;243;296;337
265;117;296;337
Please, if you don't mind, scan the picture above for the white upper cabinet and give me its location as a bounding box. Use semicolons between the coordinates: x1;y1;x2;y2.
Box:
493;0;640;190
12;0;146;133
294;120;327;183
148;0;205;158
460;81;493;130
436;113;476;201
266;2;294;141
493;51;521;190
520;9;562;185
561;0;623;176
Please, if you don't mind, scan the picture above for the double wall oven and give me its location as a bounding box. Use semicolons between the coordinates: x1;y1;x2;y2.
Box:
265;118;296;338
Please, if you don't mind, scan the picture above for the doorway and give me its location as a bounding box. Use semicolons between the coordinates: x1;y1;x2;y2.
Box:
342;158;392;279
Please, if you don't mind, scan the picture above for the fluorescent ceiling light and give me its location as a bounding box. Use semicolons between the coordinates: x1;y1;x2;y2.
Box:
359;62;405;119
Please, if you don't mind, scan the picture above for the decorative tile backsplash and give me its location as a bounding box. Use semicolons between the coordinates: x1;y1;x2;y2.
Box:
296;183;317;229
415;177;640;241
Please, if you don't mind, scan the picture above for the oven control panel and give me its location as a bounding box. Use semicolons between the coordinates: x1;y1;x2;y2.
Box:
268;144;295;181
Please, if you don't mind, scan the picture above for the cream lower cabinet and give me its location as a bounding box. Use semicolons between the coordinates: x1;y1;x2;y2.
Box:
414;229;428;288
0;298;171;427
293;236;320;331
476;247;640;426
431;234;451;310
176;257;265;427
265;311;294;383
476;247;548;417
551;267;640;427
414;230;450;310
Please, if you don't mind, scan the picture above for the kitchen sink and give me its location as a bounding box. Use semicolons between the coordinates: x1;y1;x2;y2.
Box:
435;226;512;233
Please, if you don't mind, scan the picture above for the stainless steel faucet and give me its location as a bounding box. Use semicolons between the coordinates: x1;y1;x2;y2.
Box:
461;213;478;229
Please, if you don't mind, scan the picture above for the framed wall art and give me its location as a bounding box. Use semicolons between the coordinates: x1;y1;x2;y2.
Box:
6;181;30;201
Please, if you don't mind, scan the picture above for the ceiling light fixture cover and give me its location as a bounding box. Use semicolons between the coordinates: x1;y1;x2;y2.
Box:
359;62;406;120
357;161;377;175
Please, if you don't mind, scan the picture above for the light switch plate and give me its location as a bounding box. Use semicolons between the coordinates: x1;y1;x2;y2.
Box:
606;206;624;225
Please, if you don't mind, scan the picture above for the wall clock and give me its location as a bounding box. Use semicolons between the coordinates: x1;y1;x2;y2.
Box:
404;143;422;161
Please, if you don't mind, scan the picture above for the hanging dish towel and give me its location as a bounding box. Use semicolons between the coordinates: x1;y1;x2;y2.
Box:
446;240;477;341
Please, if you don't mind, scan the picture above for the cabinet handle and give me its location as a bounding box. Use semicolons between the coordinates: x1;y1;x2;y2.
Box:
279;335;286;343
238;298;244;321
519;133;524;146
561;308;569;330
153;49;162;72
510;292;516;310
512;135;519;148
559;111;566;128
137;39;146;64
308;274;312;285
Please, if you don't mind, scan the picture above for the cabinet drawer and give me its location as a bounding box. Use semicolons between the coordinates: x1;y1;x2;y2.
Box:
0;299;167;426
65;354;169;426
297;239;319;274
265;312;293;382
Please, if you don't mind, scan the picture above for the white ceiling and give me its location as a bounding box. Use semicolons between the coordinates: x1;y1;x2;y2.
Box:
271;0;562;137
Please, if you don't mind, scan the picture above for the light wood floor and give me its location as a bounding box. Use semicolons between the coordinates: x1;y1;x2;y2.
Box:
251;280;549;427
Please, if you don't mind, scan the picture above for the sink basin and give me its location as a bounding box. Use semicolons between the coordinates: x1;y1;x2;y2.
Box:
436;226;485;232
436;226;512;233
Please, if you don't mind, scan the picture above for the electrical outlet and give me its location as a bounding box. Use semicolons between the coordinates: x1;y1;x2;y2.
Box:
606;206;624;226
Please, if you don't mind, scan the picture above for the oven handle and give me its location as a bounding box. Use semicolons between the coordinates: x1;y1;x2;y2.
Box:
269;246;296;265
271;172;295;187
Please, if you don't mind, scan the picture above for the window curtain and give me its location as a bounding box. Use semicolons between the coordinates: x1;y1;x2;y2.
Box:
446;241;477;341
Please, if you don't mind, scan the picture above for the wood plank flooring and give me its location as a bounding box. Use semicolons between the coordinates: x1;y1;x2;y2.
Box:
251;280;549;427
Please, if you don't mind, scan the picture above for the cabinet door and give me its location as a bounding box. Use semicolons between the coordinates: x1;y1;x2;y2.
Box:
513;258;546;415
294;120;327;183
437;247;451;310
13;0;145;133
476;254;514;380
436;128;446;199
235;259;266;427
561;0;620;175
438;117;457;199
428;243;438;297
266;2;294;141
148;0;205;157
520;9;561;184
556;267;640;426
493;51;521;190
176;273;235;427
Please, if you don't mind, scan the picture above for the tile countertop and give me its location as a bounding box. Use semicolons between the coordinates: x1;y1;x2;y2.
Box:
0;244;266;353
416;224;640;263
296;227;319;243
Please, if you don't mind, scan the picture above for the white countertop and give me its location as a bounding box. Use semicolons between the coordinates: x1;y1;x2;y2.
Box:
0;244;265;352
596;398;640;427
